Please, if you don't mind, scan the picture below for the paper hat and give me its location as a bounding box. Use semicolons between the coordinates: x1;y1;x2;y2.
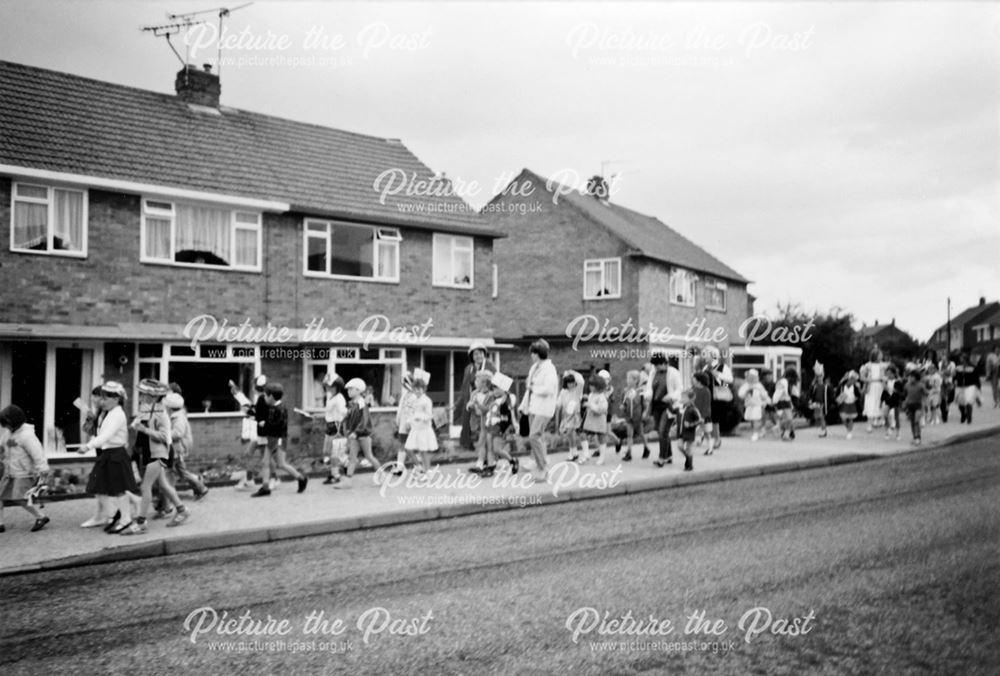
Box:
137;378;171;397
412;368;431;386
164;392;185;409
597;369;611;382
491;372;513;392
468;341;487;356
254;375;268;388
345;378;367;392
322;372;340;387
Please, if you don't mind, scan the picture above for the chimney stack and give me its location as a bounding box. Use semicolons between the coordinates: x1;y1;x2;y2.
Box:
586;175;610;200
980;296;986;306
175;64;220;108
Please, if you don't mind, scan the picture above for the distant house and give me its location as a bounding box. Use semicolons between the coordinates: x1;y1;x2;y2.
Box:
0;60;505;457
857;319;912;353
487;169;752;391
927;297;1000;359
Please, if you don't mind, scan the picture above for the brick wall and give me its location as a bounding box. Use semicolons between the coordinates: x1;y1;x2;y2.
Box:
0;178;495;339
489;174;639;339
637;263;751;353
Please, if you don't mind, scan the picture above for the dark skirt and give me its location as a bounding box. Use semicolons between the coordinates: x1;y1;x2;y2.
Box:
710;399;730;424
88;446;139;496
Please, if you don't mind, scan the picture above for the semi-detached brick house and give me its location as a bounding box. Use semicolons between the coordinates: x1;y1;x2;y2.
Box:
488;168;754;397
0;60;505;462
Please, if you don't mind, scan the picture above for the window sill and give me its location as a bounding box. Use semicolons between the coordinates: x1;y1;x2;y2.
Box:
583;294;622;301
705;305;727;313
432;282;474;290
670;300;696;307
10;248;87;259
187;412;249;419
304;271;400;284
140;258;261;273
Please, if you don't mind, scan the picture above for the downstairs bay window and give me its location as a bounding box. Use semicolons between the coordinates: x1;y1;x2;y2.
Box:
136;343;260;415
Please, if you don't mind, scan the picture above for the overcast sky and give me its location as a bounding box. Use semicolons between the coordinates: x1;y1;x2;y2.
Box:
1;1;997;340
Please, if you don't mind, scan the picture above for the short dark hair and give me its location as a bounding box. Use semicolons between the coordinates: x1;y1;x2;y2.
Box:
692;371;710;387
169;382;183;395
650;352;666;366
0;404;27;431
91;386;104;396
265;383;284;400
529;339;550;360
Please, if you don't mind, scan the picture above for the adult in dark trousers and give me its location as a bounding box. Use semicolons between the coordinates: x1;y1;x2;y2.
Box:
456;342;496;450
649;352;678;467
700;345;734;451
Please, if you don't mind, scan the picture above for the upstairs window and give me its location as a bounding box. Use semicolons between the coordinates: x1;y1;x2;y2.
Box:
433;234;474;288
141;199;261;270
305;220;400;282
583;258;621;299
670;268;696;306
10;182;87;256
705;278;727;311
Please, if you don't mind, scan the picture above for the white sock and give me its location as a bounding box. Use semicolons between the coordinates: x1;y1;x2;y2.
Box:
396;450;406;467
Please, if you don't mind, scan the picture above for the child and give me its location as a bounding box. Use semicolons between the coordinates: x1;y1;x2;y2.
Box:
467;370;495;475
739;369;770;441
837;371;863;440
79;385;118;529
334;378;383;488
619;370;651;461
880;366;904;440
690;371;713;453
773;373;795;441
760;369;778;438
165;392;209;500
809;362;829;437
481;373;519;477
903;368;927;445
252;383;307;497
0;405;50;533
581;373;609;465
124;379;189;533
556;371;584;460
232;375;271;491
675;389;700;471
322;373;348;484
924;363;943;426
404;369;438;473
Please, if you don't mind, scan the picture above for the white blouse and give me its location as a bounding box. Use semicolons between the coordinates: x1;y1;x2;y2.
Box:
87;406;128;450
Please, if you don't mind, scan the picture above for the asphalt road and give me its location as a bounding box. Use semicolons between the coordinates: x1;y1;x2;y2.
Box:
2;435;998;675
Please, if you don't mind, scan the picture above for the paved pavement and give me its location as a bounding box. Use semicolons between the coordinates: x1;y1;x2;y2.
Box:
2;405;998;575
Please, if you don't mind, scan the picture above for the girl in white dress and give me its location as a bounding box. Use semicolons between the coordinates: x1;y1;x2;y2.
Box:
405;369;438;471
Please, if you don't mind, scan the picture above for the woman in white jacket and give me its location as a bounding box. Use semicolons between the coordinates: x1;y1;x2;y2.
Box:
518;339;559;479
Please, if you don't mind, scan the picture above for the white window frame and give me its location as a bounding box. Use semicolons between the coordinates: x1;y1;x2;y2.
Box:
583;257;622;300
303;219;400;283
432;233;474;289
705;277;727;311
139;198;262;272
10;181;88;257
669;267;696;307
135;343;261;418
972;324;989;342
303;346;407;412
492;263;498;299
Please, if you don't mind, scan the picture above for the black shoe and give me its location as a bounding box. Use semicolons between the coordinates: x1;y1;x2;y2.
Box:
622;452;632;461
480;466;495;478
31;516;51;532
684;465;694;472
323;476;334;485
511;458;519;475
103;511;122;533
665;457;673;464
654;460;665;468
251;487;272;498
297;477;308;493
107;520;132;534
467;466;484;475
0;525;5;533
641;449;650;459
790;429;796;440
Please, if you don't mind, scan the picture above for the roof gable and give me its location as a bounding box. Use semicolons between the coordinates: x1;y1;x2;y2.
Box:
503;169;749;284
0;60;498;237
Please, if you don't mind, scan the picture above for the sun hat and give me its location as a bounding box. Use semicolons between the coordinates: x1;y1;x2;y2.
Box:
597;369;611;382
468;342;487;356
254;375;268;389
100;381;127;400
322;372;340;387
137;378;170;397
412;368;431;386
